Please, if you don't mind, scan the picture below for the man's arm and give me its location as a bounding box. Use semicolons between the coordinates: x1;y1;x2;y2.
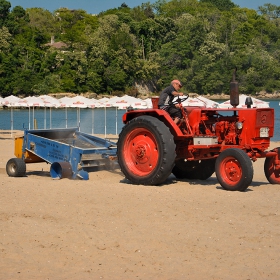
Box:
172;91;184;97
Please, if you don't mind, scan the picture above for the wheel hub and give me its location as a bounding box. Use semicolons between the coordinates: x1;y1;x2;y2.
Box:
136;145;146;158
134;143;150;164
225;160;241;182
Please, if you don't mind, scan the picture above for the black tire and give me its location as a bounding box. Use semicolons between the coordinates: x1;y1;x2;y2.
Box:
264;147;280;184
195;159;216;180
172;159;199;179
215;148;253;191
172;158;215;180
6;158;26;177
117;115;176;185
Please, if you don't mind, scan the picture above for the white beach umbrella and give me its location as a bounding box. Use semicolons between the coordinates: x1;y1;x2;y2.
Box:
22;96;45;129
92;97;120;136
0;96;4;107
58;97;75;128
105;97;129;135
58;96;75;107
69;96;89;131
86;98;100;108
95;97;115;137
97;97;110;107
196;96;220;108
70;96;91;108
144;98;153;109
108;97;127;135
117;95;146;108
219;94;269;109
39;95;61;129
40;95;61;109
2;95;21;136
125;96;148;109
2;95;21;105
86;98;102;135
58;96;89;130
24;96;45;107
109;96;130;109
181;96;206;107
130;101;148;109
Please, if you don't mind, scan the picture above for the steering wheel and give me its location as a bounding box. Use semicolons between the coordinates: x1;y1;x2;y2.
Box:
171;94;189;105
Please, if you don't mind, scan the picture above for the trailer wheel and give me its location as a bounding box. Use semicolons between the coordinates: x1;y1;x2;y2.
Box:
172;159;215;180
264;147;280;184
117;115;176;185
215;148;253;191
172;160;199;179
6;158;26;177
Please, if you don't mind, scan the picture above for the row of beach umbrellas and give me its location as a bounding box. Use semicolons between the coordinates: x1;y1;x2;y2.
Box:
0;94;269;109
0;95;151;109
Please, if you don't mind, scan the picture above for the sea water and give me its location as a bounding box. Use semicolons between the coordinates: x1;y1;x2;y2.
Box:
0;100;279;141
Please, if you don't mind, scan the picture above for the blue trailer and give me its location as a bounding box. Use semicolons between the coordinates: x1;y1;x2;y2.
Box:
6;128;118;180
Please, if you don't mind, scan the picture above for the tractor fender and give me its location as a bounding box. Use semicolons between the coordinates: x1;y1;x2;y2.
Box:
122;109;184;137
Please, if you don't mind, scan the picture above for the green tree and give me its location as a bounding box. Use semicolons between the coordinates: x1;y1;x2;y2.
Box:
0;26;12;53
200;0;237;11
258;3;280;20
6;5;29;35
27;8;56;41
0;0;11;27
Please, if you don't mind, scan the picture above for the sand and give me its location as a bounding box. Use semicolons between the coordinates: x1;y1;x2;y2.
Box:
0;130;280;279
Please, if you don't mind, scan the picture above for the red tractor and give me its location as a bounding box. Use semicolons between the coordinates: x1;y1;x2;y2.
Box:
117;73;280;191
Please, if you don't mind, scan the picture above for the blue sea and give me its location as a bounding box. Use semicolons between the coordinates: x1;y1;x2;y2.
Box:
0;100;279;141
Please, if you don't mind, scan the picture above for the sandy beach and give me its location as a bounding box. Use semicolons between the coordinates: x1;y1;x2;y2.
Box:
0;130;280;279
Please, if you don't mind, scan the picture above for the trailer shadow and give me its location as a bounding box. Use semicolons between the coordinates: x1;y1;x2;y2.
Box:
25;167;124;179
26;170;50;177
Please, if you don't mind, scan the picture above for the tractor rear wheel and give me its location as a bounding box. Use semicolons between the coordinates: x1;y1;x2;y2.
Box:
264;147;280;184
6;158;26;177
117;115;176;185
215;148;253;191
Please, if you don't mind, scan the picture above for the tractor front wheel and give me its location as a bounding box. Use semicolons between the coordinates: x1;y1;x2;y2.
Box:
264;147;280;184
215;148;253;191
117;115;176;185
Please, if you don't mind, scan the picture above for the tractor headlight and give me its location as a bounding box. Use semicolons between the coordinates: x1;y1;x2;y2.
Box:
236;122;243;130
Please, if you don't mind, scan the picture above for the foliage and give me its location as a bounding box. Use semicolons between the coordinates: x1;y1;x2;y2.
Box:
0;0;279;96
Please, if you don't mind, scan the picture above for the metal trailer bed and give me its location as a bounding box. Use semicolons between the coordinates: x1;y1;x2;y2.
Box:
6;127;118;180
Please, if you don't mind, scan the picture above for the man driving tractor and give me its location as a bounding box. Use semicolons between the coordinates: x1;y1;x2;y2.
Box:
158;79;184;124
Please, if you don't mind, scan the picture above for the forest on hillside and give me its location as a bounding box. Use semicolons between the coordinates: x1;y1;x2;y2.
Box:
0;0;280;97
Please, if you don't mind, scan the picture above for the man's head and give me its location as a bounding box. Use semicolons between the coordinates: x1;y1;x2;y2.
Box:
171;79;183;90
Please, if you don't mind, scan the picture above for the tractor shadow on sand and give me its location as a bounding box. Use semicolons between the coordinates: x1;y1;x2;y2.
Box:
169;175;270;192
120;174;270;191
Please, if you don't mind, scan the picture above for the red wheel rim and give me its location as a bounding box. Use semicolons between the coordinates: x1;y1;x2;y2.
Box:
122;128;159;176
220;157;242;186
